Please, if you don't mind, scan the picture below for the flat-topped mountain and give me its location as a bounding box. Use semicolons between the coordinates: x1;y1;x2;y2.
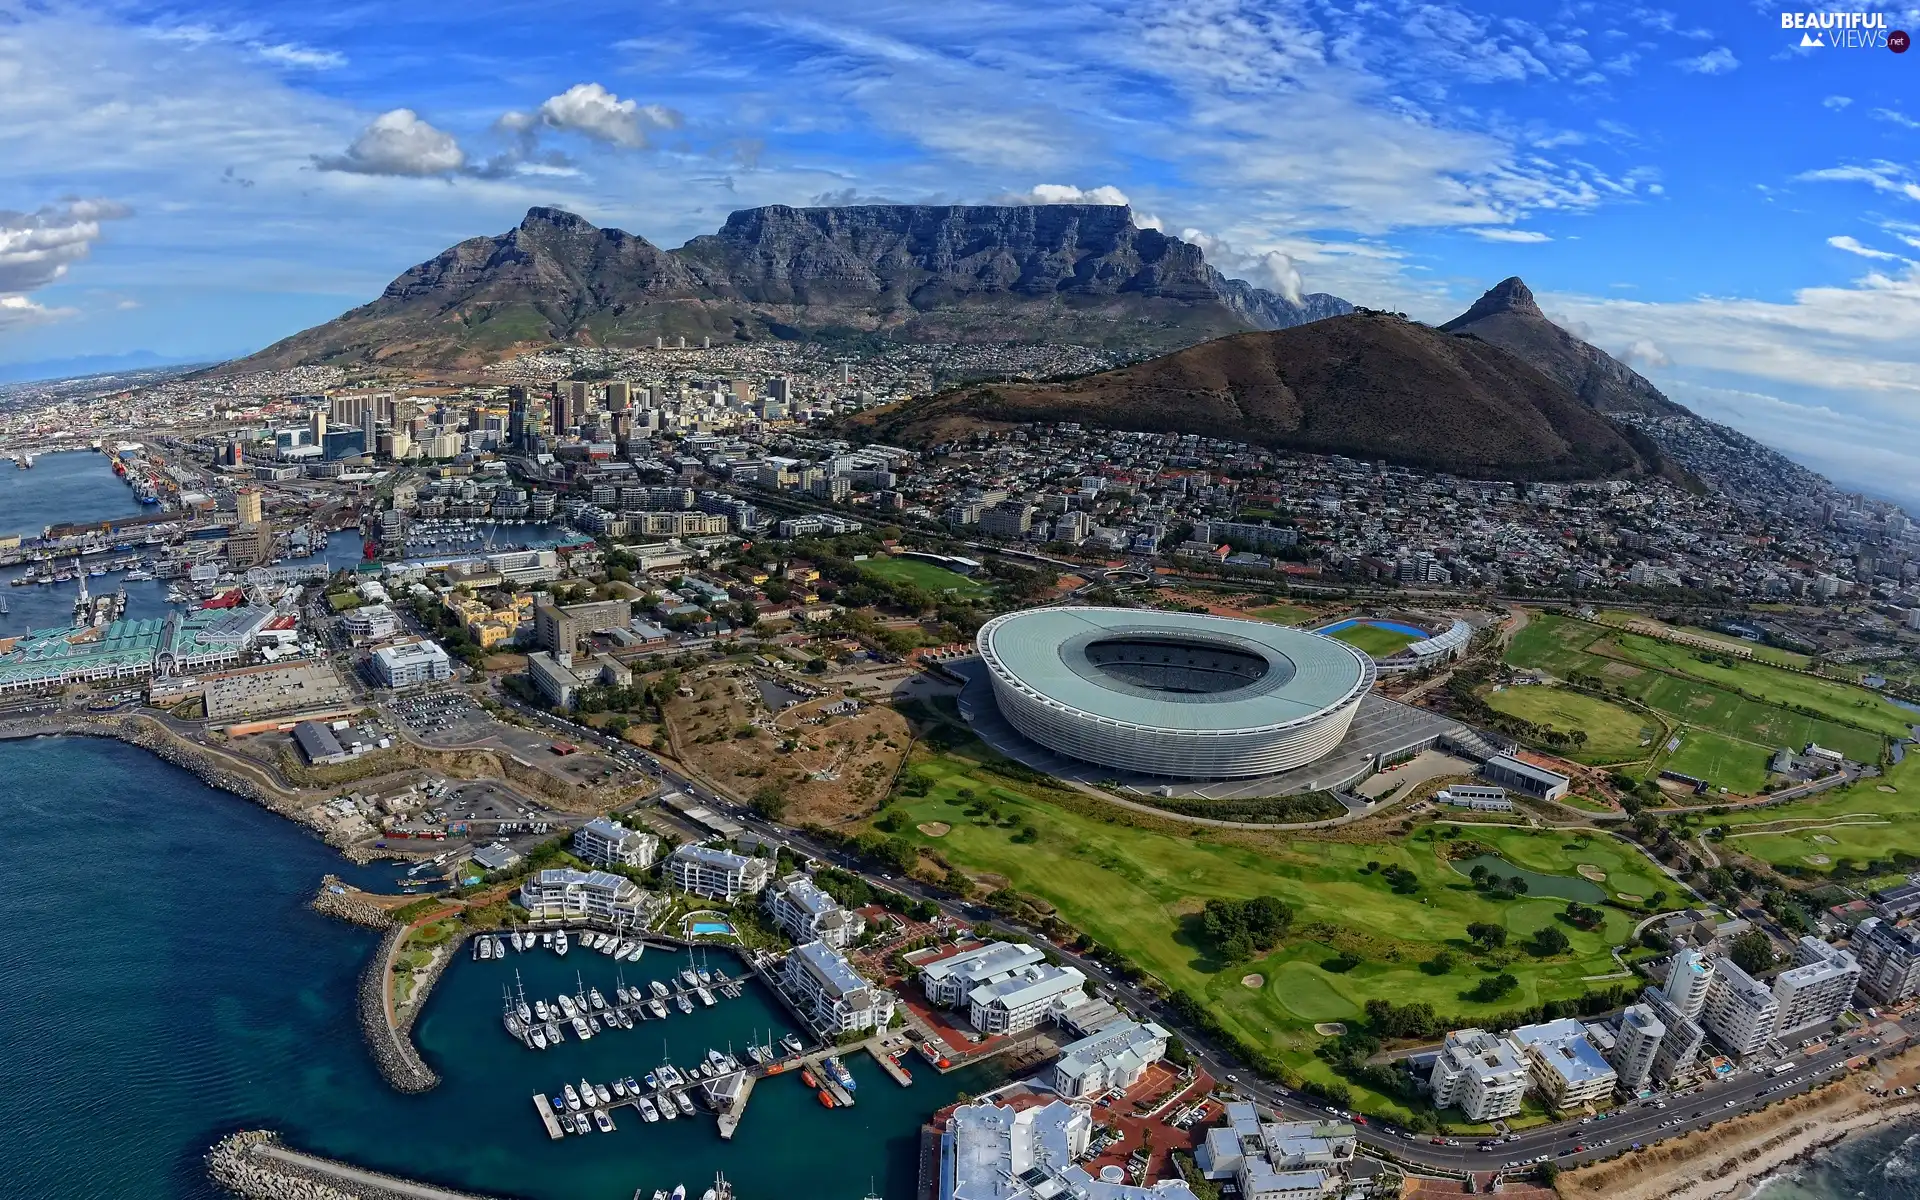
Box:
849;309;1686;482
223;204;1351;371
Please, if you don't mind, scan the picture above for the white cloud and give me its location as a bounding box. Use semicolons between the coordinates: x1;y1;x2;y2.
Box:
0;294;73;328
500;83;682;149
1824;95;1853;110
1001;184;1131;206
315;110;466;176
1616;338;1670;368
1800;162;1920;202
1179;227;1303;302
1468;228;1552;243
0;200;132;294
253;42;346;70
1828;235;1903;261
1675;47;1738;74
1872;108;1920;130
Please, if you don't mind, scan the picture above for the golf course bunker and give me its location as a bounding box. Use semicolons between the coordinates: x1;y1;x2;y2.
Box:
1314;1022;1348;1036
917;822;951;837
1241;974;1265;989
1449;854;1606;902
1881;785;1899;793
1806;854;1831;865
1616;894;1644;903
1576;864;1608;882
1813;834;1838;845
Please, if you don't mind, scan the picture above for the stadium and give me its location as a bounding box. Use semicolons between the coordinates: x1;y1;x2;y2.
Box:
1311;613;1474;673
975;607;1376;779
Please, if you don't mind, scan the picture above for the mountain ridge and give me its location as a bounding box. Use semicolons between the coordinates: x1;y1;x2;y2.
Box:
221;204;1351;372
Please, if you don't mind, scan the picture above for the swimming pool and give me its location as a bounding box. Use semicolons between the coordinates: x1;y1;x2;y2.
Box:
689;920;735;936
1317;618;1430;639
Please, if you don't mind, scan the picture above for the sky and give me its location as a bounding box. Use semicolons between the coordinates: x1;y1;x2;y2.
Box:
5;1;1920;501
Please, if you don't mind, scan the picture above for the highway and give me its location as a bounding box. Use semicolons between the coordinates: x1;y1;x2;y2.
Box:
492;694;1917;1176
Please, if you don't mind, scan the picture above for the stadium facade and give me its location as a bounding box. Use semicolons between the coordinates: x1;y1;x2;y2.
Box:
975;607;1374;779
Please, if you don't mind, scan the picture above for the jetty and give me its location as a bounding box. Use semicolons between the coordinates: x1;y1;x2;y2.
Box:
533;1094;564;1140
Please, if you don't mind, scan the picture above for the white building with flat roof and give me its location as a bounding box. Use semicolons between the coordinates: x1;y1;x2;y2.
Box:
341;603;400;642
517;868;654;924
1702;958;1779;1058
1194;1103;1350;1199
1051;1021;1169;1099
370;639;452;688
1427;1029;1529;1121
941;1098;1199;1200
1774;937;1860;1037
1641;987;1706;1083
763;872;865;949
922;942;1048;1008
664;842;773;900
1665;948;1716;1020
1440;784;1513;811
968;963;1087;1035
1608;1004;1667;1096
1852;917;1920;1003
572;817;658;869
1479;753;1570;800
1509;1018;1618;1110
781;940;894;1035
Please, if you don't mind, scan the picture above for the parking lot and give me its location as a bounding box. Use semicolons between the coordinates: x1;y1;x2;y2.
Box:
438;779;558;833
389;691;496;745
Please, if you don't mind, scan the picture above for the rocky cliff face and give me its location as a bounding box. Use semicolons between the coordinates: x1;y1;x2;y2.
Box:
1440;277;1682;417
224;204;1351;371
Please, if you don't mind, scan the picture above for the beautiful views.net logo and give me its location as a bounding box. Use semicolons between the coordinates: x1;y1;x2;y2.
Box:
1780;10;1908;50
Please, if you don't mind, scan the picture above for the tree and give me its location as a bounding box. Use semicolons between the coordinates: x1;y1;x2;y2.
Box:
1424;949;1459;976
1728;929;1777;975
1467;922;1508;951
1467;972;1519;1002
1530;926;1571;956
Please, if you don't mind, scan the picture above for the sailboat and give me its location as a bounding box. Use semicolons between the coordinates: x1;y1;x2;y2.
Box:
514;972;533;1025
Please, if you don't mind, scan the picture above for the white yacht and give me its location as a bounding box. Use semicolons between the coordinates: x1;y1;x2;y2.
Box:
554;930;569;956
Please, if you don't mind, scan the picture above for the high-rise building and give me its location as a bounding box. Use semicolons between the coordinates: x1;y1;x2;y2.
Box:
1665;948;1716;1020
1852;917;1920;1003
507;393;529;451
1642;987;1706;1083
1702;958;1780;1057
234;487;263;526
1772;937;1860;1037
1428;1029;1529;1121
605;380;631;412
1608;1004;1667;1096
310;410;327;444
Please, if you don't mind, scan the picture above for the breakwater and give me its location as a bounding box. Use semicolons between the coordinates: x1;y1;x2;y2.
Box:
208;1131;506;1200
313;876;397;928
360;924;445;1094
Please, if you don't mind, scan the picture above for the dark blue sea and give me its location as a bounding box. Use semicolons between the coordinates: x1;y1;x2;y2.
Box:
0;737;984;1199
1755;1117;1920;1199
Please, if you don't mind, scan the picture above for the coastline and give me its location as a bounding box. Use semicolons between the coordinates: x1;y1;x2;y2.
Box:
208;1130;511;1200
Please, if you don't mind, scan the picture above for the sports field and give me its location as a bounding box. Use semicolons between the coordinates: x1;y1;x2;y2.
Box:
1481;684;1651;764
858;556;993;598
1592;612;1812;669
887;742;1660;1120
1327;622;1423;657
1657;727;1770;795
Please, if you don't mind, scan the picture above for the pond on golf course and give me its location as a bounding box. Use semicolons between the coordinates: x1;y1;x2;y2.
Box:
1448;854;1606;902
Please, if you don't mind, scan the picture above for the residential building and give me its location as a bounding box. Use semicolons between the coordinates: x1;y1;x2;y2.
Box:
1479;753;1571;801
1773;937;1861;1037
978;502;1035;540
968;963;1087;1035
1701;958;1780;1057
370;639;452;688
1851;916;1920;1003
534;597;632;653
1509;1018;1618;1109
1195;1103;1353;1200
572;817;659;869
1427;1029;1530;1121
763;872;866;949
664;842;773;900
780;940;894;1035
1608;1004;1667;1096
941;1098;1199;1200
341;603;400;642
523;649;628;709
921;941;1048;1007
1665;948;1717;1019
1050;1021;1170;1099
517;868;654;924
1642;987;1707;1084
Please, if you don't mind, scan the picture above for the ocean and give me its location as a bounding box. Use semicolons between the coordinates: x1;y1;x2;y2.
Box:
0;736;989;1199
1754;1117;1920;1199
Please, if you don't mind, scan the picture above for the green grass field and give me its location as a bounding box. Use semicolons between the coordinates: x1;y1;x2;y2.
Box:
1249;603;1317;626
1656;728;1770;795
1714;752;1920;877
858;556;993;598
1481;684;1653;764
1328;622;1423;657
890;742;1660;1120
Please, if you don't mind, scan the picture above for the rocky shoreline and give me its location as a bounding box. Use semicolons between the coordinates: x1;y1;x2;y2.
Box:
359;925;444;1094
207;1130;501;1200
312;875;397;929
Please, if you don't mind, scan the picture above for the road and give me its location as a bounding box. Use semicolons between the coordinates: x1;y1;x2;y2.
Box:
499;701;1919;1177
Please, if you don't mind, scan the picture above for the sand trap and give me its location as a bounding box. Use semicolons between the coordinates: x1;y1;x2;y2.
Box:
1241;974;1265;989
917;822;951;837
1812;834;1838;845
1314;1022;1348;1036
1880;786;1899;793
1616;894;1644;903
1805;854;1831;865
1577;864;1608;882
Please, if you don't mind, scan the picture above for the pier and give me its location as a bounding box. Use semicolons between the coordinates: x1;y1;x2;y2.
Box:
533;1094;564;1140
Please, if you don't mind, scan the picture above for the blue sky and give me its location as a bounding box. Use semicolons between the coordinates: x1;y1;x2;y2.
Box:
5;1;1920;499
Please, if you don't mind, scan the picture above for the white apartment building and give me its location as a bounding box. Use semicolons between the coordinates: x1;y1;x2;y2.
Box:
781;940;894;1035
1852;916;1920;1003
1050;1021;1169;1099
517;868;654;925
1427;1028;1530;1121
341;603;400;642
1509;1019;1618;1110
1195;1103;1352;1200
968;963;1087;1035
370;639;452;688
921;941;1048;1008
1701;958;1780;1057
664;843;774;900
763;872;866;949
1666;947;1717;1020
1773;937;1861;1037
1642;987;1707;1084
1608;1004;1667;1096
572;817;659;869
942;1098;1201;1200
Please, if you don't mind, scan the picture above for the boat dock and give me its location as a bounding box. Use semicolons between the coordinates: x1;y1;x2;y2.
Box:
533;1095;565;1140
715;1072;754;1140
867;1042;914;1087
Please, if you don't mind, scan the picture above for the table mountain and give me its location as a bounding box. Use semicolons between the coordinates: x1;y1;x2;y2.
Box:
224;205;1350;371
848;310;1683;482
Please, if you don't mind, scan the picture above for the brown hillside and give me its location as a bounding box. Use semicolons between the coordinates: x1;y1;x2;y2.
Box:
852;311;1669;481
